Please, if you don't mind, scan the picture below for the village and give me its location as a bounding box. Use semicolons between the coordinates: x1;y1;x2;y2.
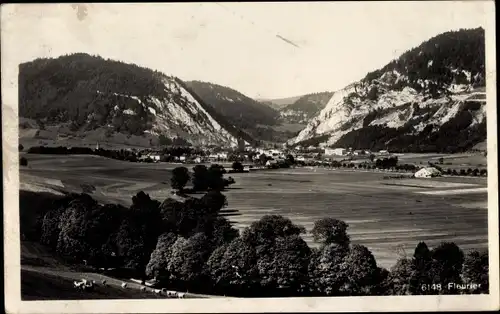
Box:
131;138;392;167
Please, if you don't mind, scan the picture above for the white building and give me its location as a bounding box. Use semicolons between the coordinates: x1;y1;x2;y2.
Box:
324;148;346;156
150;154;161;162
265;159;278;167
414;167;442;178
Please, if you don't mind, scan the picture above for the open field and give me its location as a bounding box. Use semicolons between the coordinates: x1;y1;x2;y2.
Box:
396;153;487;169
20;154;488;269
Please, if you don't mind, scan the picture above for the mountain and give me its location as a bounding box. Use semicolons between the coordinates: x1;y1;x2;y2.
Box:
290;27;486;153
184;81;302;143
19;53;255;147
259;95;302;110
185;80;278;131
279;91;334;124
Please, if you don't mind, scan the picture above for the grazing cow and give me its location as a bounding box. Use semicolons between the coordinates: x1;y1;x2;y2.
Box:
140;287;146;292
177;292;185;299
121;282;128;288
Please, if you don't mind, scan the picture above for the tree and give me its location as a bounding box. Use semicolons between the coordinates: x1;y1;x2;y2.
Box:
166;233;213;286
309;243;349;295
339;244;380;295
171;167;190;192
242;215;306;247
311;218;350;248
192;165;209;191
462;250;489;294
205;217;239;248
199;191;227;216
428;242;464;294
240;215;308;295
145;232;178;280
40;206;66;250
258;153;268;165
208;237;260;294
285;154;295;165
56;194;100;262
369;154;376;162
232;161;244;172
268;235;311;293
409;242;433;294
387;257;413;295
207;164;225;191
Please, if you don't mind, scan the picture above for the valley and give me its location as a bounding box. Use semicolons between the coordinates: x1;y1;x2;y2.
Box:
20;154;488;270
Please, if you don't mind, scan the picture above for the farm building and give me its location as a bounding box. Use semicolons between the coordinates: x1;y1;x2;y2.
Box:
325;148;346;156
414;167;442;178
265;159;278;167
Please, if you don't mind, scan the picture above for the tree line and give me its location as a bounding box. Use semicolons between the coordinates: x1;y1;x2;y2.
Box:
21;188;489;297
170;164;236;194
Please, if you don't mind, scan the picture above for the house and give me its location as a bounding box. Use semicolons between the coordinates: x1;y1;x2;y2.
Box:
194;157;202;163
179;156;186;162
150;154;161;162
379;150;389;155
265;159;278;167
325;148;346;156
414;167;442;178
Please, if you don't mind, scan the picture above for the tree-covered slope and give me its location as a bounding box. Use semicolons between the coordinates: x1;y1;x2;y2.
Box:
185;81;280;134
19;53;254;147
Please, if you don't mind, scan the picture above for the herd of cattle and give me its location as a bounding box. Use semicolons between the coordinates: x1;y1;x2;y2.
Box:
73;278;186;298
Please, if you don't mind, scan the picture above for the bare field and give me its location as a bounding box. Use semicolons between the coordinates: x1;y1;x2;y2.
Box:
20;154;488;268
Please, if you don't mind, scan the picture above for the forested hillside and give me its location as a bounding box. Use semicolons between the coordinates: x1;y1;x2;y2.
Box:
291;27;487;153
19;54;254;146
185;81;300;143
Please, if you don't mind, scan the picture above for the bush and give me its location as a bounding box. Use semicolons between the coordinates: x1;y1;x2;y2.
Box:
171;167;190;191
232;161;244;172
20;157;28;166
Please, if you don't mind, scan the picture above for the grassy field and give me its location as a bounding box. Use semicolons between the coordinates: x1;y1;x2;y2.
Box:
397;153;487;169
20;241;220;300
20;154;488;270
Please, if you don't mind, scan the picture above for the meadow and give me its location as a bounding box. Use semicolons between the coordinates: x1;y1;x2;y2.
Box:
20;154;488;268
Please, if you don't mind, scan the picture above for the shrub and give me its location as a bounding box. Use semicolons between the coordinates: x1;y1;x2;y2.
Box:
232;161;244;172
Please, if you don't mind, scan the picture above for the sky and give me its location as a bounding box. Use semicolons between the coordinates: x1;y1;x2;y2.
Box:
2;2;490;99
